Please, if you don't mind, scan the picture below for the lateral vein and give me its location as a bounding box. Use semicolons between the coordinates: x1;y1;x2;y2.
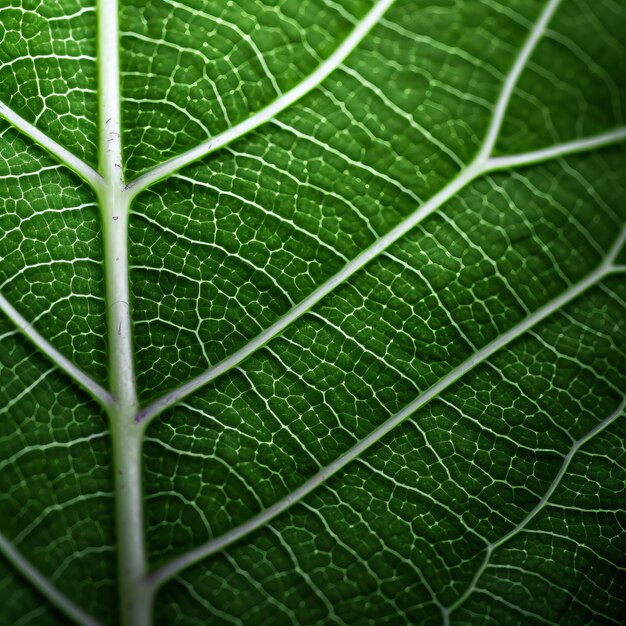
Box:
494;397;626;551
0;291;113;409
136;0;585;424
0;529;104;626
125;0;397;195
0;100;104;192
137;116;623;426
477;0;563;160
486;127;626;171
145;256;614;589
135;162;483;424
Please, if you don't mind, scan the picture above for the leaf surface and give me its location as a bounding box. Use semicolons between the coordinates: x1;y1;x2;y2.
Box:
0;0;625;625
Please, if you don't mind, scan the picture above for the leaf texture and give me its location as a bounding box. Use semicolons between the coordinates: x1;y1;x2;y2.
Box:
0;0;625;625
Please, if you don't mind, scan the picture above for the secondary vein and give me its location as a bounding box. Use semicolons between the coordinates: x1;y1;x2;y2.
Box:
0;100;104;192
486;127;626;171
125;0;398;195
442;395;626;621
0;291;113;409
145;250;620;589
135;0;577;425
135;162;482;424
0;529;104;626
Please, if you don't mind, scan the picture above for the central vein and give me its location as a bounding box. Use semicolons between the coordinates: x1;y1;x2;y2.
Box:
96;0;152;624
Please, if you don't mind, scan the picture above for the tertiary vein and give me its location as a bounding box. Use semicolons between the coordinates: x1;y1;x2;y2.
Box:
0;0;397;416
1;0;623;426
442;395;626;624
0;0;624;620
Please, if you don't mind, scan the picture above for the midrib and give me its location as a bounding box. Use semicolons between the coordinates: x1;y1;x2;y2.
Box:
96;0;152;625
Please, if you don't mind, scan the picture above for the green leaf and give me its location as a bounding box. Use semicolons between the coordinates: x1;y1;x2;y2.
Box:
0;0;625;625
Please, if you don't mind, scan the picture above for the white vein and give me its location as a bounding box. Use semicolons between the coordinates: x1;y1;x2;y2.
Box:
97;0;124;190
0;530;103;626
125;0;397;195
135;162;483;424
0;100;104;191
442;396;626;622
145;248;620;589
136;122;626;426
477;0;563;160
486;127;626;171
135;0;603;424
0;0;624;618
0;291;113;409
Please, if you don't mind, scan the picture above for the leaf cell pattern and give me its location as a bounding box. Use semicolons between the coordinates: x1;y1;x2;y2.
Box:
0;0;625;625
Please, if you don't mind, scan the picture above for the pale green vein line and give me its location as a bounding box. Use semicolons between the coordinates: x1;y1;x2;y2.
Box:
136;0;577;425
96;0;151;625
486;127;626;171
97;0;124;190
477;0;563;160
97;0;137;410
136;119;622;426
0;530;103;626
162;0;281;96
494;398;626;551
0;291;113;409
443;396;626;623
135;162;483;425
145;251;617;589
0;100;104;192
125;0;397;196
